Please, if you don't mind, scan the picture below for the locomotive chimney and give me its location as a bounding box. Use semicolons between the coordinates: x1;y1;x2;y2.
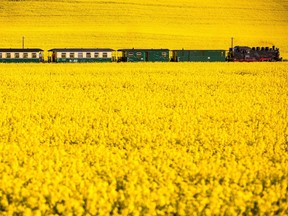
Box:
231;37;234;57
272;46;275;50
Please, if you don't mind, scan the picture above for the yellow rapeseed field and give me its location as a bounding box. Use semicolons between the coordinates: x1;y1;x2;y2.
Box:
1;0;288;215
0;63;288;215
1;0;288;58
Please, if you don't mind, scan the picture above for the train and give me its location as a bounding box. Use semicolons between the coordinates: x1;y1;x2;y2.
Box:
0;45;282;63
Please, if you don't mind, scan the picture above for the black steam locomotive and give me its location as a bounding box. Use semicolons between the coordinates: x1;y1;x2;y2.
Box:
227;46;282;62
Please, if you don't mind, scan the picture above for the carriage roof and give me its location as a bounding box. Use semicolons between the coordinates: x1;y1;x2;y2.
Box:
0;48;43;52
48;48;114;52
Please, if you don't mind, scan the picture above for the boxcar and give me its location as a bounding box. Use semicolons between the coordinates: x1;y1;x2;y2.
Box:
172;50;226;62
118;49;169;62
0;48;44;63
48;48;115;63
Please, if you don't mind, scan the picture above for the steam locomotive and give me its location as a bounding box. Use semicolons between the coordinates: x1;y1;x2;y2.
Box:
226;46;282;62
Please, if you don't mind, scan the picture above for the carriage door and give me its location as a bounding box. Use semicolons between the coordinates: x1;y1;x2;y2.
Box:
145;52;149;62
52;52;56;62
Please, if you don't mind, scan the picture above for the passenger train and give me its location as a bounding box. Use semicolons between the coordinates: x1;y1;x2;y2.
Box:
0;44;282;63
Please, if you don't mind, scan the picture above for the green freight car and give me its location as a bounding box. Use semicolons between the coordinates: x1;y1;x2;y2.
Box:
0;48;44;63
172;50;226;62
48;48;115;63
118;49;169;62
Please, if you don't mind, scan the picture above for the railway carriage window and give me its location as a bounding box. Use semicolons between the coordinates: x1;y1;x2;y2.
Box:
103;53;108;58
6;53;11;58
128;52;134;57
86;53;91;58
23;53;28;58
70;53;75;58
0;53;2;58
61;53;66;58
136;52;142;57
94;52;99;58
15;53;20;58
32;53;37;58
78;53;83;58
162;52;167;57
